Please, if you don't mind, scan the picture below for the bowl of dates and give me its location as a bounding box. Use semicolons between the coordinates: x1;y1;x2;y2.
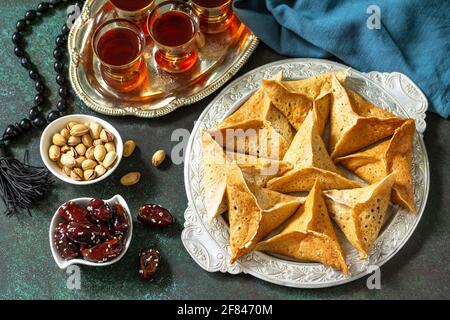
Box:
49;195;132;269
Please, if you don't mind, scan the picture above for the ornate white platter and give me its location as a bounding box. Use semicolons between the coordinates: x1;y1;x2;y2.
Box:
181;58;429;288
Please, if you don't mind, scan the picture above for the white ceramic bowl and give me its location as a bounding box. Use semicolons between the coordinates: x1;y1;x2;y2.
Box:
40;114;123;185
49;195;133;269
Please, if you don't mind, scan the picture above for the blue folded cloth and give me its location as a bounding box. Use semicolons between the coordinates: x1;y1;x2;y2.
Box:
233;0;450;118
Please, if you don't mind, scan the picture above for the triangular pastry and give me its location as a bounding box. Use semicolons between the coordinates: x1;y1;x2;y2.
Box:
256;180;349;274
201;131;293;220
324;174;396;259
267;107;360;192
227;163;303;263
328;74;406;159
335;119;416;212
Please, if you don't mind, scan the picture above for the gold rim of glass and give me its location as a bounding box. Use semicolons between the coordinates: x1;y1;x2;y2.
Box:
110;0;155;14
191;0;232;11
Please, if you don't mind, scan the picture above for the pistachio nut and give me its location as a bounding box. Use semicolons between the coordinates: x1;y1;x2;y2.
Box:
120;172;141;186
67;121;79;131
104;142;116;153
57;160;64;169
67;135;81;146
93;139;103;146
49;145;60;162
60;154;76;169
70;168;84;181
65;147;78;158
102;151;117;169
100;129;114;143
81;134;93;147
62;166;71;176
123;140;136;158
152;149;166;167
70;124;89;137
84;169;97;181
60;145;70;153
75;156;86;168
81;159;97;171
60;128;70;140
94;144;107;162
89;122;102;139
94;164;107;177
75;144;87;156
85;146;95;161
52;133;67;146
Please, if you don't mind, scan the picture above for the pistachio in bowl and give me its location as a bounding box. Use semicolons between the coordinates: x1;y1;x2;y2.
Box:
40;115;123;185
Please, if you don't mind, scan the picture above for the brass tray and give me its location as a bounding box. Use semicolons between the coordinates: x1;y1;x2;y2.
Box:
68;0;259;118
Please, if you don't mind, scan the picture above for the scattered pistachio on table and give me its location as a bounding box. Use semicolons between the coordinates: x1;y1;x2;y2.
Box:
152;149;166;167
123;140;136;157
48;120;117;182
120;172;141;186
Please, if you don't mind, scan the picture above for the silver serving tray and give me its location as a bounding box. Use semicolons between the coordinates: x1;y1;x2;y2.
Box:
181;58;429;288
68;0;259;118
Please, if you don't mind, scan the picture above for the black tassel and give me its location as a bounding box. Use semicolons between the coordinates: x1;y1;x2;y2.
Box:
0;141;54;216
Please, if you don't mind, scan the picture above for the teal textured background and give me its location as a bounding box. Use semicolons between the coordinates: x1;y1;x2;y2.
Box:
0;1;449;300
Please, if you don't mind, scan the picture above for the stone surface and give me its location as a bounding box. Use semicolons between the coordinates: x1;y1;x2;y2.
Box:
0;1;449;300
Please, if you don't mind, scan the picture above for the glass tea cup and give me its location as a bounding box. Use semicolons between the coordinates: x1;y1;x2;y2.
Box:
110;0;156;35
93;19;147;92
190;0;234;34
148;1;200;73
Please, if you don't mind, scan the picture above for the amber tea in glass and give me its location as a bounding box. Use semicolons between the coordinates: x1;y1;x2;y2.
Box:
191;0;233;33
93;19;147;92
110;0;155;35
148;1;200;73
